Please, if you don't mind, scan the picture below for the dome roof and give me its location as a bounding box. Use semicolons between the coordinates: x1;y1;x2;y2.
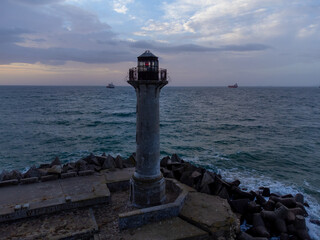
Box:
138;50;158;58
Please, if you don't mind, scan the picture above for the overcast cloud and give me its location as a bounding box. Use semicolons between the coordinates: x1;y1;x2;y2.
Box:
0;0;319;86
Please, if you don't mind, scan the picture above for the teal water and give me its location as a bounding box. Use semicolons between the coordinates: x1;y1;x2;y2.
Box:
0;86;319;238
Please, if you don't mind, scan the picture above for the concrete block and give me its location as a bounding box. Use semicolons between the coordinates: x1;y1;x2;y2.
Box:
0;179;19;187
61;172;77;179
78;170;95;176
179;192;240;240
20;177;38;184
41;175;59;182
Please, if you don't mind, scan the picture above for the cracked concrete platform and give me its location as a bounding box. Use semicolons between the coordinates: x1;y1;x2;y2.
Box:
0;174;110;222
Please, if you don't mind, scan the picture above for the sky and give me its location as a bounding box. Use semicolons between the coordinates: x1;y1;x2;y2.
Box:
0;0;319;86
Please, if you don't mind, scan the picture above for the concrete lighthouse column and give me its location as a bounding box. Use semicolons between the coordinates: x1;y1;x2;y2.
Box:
128;50;168;208
128;81;167;208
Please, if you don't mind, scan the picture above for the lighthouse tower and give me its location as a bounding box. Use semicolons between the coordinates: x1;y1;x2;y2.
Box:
128;50;168;208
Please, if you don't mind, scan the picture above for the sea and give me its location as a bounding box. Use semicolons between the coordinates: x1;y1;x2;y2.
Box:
0;86;319;238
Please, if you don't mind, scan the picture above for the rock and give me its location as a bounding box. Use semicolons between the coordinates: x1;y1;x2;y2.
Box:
294;215;311;240
23;165;44;178
274;218;287;234
62;162;75;173
199;170;215;189
160;156;170;168
101;155;116;169
229;198;250;215
280;233;289;240
115;155;124;169
50;156;61;166
247;201;262;213
86;164;96;171
161;168;174;178
286;210;296;223
281;194;293;198
294;193;304;204
255;194;267;205
289;207;308;217
3;170;23;181
38;163;51;169
229;179;241;187
47;165;62;174
217;186;230;200
295;202;308;216
171;153;183;163
199;183;212;194
261;188;270;197
183;162;199;172
269;196;297;208
250;213;270;238
179;171;194;187
191;170;202;184
75;159;88;171
231;186;254;200
172;166;185;180
0;170;10;181
262;200;275;211
91;156;100;166
122;157;135;168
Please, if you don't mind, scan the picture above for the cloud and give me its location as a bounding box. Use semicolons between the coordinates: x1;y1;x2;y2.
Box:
0;0;130;65
112;0;134;14
129;41;270;53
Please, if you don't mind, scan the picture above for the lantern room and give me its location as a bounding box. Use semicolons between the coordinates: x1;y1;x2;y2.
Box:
137;50;159;81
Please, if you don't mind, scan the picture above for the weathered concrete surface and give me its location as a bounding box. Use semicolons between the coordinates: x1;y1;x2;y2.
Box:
104;167;135;192
119;178;193;230
0;174;110;222
179;192;240;240
121;217;209;240
0;208;98;239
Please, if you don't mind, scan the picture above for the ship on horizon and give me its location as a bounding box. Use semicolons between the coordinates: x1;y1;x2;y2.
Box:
106;83;115;88
228;83;238;88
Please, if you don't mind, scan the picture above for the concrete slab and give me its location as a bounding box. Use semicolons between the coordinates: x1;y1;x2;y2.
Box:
0;208;98;239
0;174;110;222
118;178;192;230
179;192;240;240
121;217;209;240
104;167;135;183
104;167;135;192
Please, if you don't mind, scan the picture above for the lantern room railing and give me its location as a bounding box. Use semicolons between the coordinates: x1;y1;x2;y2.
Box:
129;67;167;81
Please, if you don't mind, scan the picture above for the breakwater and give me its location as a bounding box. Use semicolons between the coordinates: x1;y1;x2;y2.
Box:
0;152;318;239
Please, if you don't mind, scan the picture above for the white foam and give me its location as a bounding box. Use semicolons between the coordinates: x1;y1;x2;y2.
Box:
217;168;320;239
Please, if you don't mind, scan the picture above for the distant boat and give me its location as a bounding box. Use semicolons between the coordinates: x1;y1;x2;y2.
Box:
228;83;238;88
106;83;115;88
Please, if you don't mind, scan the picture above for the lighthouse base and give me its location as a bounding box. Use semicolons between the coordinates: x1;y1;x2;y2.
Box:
130;175;166;208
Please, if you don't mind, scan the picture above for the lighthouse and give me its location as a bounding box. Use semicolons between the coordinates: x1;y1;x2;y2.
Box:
128;50;168;208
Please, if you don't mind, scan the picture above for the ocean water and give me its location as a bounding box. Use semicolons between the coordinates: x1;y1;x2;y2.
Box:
0;86;319;238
